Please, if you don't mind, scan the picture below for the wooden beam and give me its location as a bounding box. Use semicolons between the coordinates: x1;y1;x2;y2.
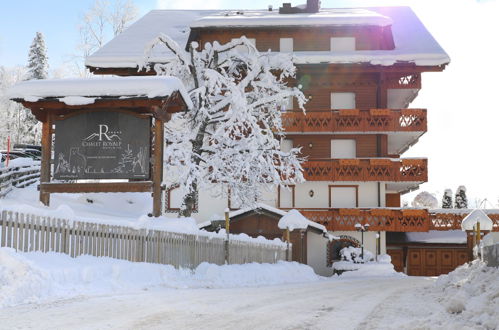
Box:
40;182;153;193
39;114;52;205
152;119;164;217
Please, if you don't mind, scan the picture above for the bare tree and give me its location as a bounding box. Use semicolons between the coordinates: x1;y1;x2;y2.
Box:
70;0;138;76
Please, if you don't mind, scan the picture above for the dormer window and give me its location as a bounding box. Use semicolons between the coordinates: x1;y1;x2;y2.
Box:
330;37;356;51
280;38;293;52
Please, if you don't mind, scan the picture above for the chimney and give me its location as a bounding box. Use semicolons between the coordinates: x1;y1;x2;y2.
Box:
306;0;320;13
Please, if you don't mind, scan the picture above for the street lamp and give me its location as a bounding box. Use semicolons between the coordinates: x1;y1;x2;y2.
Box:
355;223;370;261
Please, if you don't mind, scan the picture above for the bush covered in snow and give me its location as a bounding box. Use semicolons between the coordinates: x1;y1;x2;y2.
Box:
455;185;468;209
412;191;438;209
339;246;374;263
434;260;498;329
442;189;453;208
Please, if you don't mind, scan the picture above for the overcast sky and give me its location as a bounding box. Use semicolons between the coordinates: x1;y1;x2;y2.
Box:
1;0;498;206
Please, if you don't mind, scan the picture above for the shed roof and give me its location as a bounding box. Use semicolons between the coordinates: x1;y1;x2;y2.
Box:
85;6;449;69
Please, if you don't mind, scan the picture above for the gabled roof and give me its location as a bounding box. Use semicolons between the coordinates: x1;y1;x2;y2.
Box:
85;6;449;70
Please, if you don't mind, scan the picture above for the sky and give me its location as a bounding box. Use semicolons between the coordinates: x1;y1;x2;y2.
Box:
1;0;499;206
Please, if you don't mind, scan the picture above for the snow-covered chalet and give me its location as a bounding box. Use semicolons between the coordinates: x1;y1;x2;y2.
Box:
86;1;492;276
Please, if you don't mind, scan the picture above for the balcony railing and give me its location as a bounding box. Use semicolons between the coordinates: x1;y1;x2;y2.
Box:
298;208;430;232
430;211;499;231
291;209;499;232
302;158;427;182
282;109;427;133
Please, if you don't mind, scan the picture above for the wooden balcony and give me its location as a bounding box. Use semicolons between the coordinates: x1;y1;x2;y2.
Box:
430;211;499;231
282;109;427;133
293;209;499;232
302;158;427;182
300;208;430;232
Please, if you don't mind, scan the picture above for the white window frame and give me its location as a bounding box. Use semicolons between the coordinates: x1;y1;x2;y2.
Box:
331;92;356;110
330;37;356;52
279;38;293;52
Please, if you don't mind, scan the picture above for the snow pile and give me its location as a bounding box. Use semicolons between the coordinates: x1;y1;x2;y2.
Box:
4;157;39;168
434;260;499;330
340;246;374;263
333;254;403;278
0;248;321;308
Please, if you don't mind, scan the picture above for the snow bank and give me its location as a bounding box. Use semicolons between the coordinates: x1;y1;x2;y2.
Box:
333;254;404;278
434;260;499;330
0;248;321;308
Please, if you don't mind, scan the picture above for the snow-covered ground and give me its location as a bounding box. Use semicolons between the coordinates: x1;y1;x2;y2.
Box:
1;246;497;329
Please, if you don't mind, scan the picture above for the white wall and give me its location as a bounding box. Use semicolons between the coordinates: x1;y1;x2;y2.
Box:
293;181;385;209
307;232;334;276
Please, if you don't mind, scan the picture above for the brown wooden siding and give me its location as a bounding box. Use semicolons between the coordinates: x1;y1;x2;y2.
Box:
194;26;394;53
386;248;404;272
288;134;385;158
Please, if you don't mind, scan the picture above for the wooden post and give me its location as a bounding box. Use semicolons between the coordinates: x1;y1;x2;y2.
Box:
224;209;230;264
40;115;52;206
152;119;164;217
286;227;290;261
476;222;481;245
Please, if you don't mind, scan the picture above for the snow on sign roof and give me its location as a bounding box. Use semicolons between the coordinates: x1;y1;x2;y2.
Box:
277;209;327;233
7;76;193;108
189;9;392;28
461;209;493;231
85;7;449;69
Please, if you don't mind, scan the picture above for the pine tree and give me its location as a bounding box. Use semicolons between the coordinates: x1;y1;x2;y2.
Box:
27;32;48;80
442;189;453;208
455;186;468;209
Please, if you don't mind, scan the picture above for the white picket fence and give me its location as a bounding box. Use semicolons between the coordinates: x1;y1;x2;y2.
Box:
0;164;40;198
0;210;288;268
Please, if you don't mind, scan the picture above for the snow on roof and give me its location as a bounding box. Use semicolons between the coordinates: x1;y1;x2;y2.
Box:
406;230;467;244
461;209;493;231
85;6;449;69
7;76;192;108
277;209;327;233
190;8;392;28
229;203;287;218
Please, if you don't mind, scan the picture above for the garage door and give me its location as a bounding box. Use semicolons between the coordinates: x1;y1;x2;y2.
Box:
407;248;469;276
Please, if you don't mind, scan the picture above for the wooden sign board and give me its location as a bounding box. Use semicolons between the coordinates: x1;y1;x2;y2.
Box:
54;111;150;180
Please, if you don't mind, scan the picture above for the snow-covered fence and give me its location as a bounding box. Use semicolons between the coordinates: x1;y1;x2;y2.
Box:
0;211;287;268
0;163;40;198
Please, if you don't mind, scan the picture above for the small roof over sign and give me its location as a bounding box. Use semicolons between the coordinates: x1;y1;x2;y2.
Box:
7;76;193;109
461;209;494;231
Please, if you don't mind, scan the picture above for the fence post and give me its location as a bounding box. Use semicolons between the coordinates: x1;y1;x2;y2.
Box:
224;209;230;264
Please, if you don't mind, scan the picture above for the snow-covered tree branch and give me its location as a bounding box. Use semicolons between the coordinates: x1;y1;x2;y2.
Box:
141;36;307;217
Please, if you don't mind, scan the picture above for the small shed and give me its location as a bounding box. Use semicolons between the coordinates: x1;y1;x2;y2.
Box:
8;76;192;216
200;204;331;276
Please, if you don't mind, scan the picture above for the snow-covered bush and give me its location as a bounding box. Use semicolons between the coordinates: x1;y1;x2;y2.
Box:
340;246;374;263
442;189;453;208
455;186;468;209
412;191;438;209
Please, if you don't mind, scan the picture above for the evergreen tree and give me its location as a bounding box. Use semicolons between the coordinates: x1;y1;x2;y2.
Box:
442;189;453;208
27;32;48;80
455;186;468;209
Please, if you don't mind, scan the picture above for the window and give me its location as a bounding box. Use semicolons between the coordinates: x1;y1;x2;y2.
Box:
331;92;356;109
329;185;358;208
232;38;256;53
331;139;356;158
279;38;293;52
165;185;198;213
280;139;293;152
278;185;295;208
330;37;356;52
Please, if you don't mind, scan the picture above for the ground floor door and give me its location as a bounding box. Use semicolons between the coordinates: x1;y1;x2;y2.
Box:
406;248;469;276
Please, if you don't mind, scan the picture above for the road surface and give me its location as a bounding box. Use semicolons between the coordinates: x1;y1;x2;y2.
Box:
0;276;436;330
